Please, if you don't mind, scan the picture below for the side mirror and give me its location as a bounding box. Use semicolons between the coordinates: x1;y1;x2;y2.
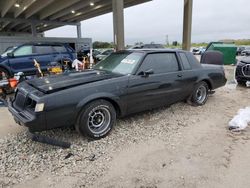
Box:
7;52;14;58
138;69;154;77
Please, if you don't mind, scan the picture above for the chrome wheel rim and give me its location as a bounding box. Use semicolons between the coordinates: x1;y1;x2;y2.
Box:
88;105;111;134
195;85;207;103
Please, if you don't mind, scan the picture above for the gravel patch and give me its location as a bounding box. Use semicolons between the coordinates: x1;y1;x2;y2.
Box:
0;101;203;188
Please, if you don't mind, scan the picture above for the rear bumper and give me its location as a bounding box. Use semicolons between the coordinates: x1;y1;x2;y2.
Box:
8;101;46;132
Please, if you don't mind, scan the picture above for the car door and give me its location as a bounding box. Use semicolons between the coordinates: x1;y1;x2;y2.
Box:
9;45;37;75
126;52;185;114
53;45;73;62
34;45;54;71
177;52;198;96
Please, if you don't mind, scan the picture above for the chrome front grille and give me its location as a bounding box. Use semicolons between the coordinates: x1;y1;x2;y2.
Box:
242;64;250;77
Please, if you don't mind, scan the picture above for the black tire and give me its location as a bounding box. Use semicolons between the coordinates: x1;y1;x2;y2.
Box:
236;79;247;86
187;81;209;106
75;99;116;139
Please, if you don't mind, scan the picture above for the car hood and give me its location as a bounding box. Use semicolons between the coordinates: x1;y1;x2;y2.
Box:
241;57;250;64
26;70;121;94
242;49;250;52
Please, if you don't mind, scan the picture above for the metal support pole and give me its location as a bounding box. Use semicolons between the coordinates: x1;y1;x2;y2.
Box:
31;22;37;37
112;0;125;51
182;0;193;51
76;22;82;39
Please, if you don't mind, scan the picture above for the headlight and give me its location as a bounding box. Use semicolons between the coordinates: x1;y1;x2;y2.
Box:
35;103;45;112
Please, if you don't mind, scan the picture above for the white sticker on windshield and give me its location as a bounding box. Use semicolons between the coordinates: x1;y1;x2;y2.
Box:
121;59;136;64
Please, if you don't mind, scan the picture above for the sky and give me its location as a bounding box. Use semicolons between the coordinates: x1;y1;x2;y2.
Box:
45;0;250;45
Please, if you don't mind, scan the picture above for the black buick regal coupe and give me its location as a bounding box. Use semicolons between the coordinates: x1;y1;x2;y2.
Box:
9;49;227;139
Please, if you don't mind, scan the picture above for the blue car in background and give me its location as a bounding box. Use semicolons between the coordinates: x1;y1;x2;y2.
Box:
0;43;76;79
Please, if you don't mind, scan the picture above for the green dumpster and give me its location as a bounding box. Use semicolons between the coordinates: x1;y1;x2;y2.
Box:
206;42;237;65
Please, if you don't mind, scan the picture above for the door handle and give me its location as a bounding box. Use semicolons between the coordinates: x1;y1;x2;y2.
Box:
177;74;183;77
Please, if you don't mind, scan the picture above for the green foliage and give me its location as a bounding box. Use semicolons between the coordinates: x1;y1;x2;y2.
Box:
234;40;250;46
191;42;208;47
93;41;114;49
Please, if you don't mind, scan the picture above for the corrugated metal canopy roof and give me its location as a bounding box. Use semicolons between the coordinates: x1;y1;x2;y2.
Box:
0;0;151;34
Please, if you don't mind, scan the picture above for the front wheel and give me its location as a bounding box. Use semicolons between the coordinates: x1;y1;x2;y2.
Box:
0;68;10;81
187;81;209;106
75;99;116;139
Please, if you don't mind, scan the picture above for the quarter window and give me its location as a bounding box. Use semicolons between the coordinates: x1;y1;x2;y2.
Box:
179;53;191;70
138;53;179;74
35;46;53;54
53;46;67;53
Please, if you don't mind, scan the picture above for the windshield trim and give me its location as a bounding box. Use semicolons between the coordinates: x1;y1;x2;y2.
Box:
1;46;17;57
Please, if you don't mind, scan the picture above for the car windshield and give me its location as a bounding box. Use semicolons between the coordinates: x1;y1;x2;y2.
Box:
1;46;17;57
94;52;143;75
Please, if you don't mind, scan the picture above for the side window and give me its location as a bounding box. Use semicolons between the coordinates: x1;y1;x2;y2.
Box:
35;46;53;54
14;45;33;56
138;53;179;74
53;46;67;53
179;53;191;70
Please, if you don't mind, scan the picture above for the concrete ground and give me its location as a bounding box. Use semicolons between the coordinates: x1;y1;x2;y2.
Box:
0;105;24;137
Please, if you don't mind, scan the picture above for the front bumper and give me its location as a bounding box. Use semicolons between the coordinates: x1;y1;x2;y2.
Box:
8;101;46;132
235;64;250;81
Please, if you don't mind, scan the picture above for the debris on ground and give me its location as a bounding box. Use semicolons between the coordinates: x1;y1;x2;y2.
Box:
30;133;71;148
229;107;250;131
87;154;96;161
64;153;74;159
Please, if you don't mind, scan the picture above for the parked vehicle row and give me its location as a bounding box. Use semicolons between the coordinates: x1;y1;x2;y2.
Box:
236;46;245;56
192;47;206;55
241;47;250;56
0;43;76;79
95;49;114;61
236;46;250;56
130;43;165;49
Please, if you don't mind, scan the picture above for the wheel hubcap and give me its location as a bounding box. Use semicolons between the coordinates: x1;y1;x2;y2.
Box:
196;85;207;103
88;105;111;134
91;112;104;127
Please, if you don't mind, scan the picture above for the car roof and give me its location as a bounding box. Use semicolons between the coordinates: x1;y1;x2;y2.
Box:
123;48;186;54
20;42;67;46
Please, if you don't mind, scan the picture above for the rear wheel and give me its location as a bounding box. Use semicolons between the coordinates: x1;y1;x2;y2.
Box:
187;81;209;106
236;79;247;86
75;99;116;139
